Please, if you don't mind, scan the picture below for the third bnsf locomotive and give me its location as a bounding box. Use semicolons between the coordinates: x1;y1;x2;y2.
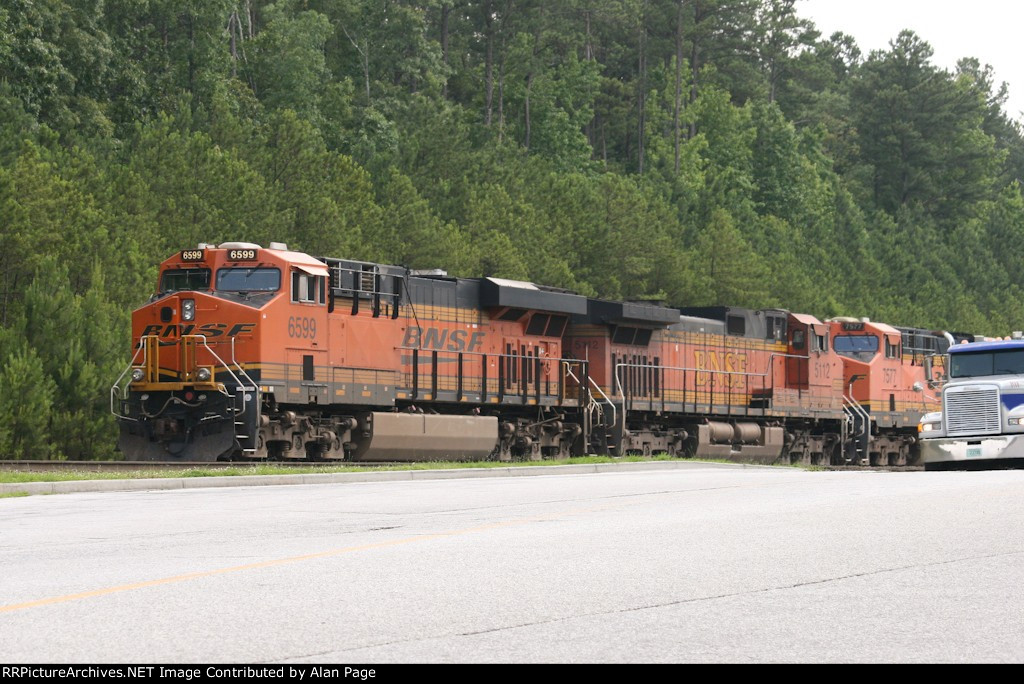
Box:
112;242;957;465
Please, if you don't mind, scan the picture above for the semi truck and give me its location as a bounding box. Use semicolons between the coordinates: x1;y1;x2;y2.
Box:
919;337;1024;470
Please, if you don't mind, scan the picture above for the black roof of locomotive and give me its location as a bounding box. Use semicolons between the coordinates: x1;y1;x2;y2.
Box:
400;270;586;316
582;299;680;327
677;306;790;339
670;316;726;335
479;277;587;315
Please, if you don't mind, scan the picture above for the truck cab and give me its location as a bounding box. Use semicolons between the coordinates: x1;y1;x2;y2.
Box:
920;339;1024;470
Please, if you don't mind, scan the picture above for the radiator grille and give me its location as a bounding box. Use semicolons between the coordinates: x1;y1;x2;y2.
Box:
945;388;1002;437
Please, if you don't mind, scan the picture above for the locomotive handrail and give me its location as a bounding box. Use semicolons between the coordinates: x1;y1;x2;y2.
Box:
191;335;257;420
110;338;148;420
111;335;258;421
396;345;582;363
395;348;585;401
328;263;399;298
843;392;871;423
327;262;402;318
611;352;811;404
564;364;616;429
924;352;948;391
588;376;616;429
228;337;260;396
842;391;872;464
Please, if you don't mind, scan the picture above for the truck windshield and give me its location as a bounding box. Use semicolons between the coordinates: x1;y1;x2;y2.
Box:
160;268;211;292
216;267;281;292
950;350;1024;378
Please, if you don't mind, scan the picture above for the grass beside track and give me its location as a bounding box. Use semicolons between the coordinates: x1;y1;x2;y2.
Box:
0;454;768;484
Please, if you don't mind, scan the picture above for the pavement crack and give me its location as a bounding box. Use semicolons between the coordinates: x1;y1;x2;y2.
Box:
282;547;1024;659
464;548;1024;637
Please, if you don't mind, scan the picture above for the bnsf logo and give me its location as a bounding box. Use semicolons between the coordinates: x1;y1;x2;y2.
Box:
140;323;256;338
402;326;484;352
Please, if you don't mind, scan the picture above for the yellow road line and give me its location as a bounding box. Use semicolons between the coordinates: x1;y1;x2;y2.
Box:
0;504;616;615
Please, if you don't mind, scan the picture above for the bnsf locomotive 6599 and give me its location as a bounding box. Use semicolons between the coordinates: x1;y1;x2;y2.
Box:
112;242;961;465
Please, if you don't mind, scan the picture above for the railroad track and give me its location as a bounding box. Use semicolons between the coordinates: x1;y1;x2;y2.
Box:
822;465;924;472
0;459;924;473
0;460;393;472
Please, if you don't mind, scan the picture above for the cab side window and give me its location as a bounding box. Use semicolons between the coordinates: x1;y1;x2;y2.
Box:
292;272;325;304
792;330;805;350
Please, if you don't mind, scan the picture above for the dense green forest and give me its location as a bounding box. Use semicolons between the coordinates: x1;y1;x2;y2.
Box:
2;0;1023;458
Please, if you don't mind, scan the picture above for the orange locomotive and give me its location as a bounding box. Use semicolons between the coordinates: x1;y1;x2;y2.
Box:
565;305;940;465
113;242;589;462
112;243;949;464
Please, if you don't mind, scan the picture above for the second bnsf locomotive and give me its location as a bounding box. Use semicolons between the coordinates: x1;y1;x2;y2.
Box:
112;242;956;465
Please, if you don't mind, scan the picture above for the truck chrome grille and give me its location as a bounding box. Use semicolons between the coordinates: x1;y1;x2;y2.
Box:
945;388;1001;437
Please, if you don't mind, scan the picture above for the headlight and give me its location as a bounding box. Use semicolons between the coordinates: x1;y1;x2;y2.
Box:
1009;418;1024;426
918;422;941;433
182;299;196;321
131;368;145;382
196;368;212;382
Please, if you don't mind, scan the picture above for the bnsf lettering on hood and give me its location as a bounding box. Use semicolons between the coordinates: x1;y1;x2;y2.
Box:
402;326;484;352
140;323;257;338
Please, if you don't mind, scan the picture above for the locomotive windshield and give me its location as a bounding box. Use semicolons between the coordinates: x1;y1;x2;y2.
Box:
160;268;211;293
216;267;281;292
950;349;1024;378
833;335;879;362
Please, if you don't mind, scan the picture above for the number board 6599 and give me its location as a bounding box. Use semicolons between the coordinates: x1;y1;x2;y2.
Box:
228;249;258;261
288;316;317;340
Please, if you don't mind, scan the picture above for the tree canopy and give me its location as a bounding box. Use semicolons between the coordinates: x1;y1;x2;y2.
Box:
2;0;1023;457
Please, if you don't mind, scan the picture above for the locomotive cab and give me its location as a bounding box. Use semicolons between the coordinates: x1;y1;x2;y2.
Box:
779;313;843;413
826;318;940;465
829;319;904;413
113;242;310;461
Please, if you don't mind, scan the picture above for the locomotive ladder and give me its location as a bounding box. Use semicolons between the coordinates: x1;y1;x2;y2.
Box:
227;390;258;455
587;377;617;452
564;365;616;453
199;337;261;456
842;393;872;465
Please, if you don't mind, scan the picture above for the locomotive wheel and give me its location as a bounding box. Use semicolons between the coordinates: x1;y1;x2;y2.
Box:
250;434;270;460
323;437;345;460
278;435;305;460
267;440;287;460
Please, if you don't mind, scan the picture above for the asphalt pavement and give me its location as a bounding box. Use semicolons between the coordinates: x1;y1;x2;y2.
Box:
1;465;1022;663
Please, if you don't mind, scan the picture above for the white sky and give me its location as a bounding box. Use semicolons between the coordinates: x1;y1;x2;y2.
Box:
800;0;1024;122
